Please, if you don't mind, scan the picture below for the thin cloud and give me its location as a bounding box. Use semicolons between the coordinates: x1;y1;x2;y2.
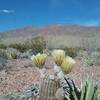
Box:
0;9;15;14
82;20;100;26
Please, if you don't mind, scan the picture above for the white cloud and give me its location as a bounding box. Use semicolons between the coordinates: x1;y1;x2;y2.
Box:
0;9;14;14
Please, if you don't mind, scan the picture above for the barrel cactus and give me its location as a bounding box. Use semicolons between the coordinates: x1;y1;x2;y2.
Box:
51;49;65;66
39;74;60;100
31;53;47;69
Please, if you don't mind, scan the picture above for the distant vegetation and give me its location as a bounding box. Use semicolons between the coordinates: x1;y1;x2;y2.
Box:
0;35;100;66
0;36;46;55
63;47;77;57
0;43;7;49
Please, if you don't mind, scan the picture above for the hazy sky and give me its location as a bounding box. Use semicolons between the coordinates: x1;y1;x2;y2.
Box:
0;0;100;31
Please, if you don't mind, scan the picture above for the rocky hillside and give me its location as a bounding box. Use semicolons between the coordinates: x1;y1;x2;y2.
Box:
0;25;100;48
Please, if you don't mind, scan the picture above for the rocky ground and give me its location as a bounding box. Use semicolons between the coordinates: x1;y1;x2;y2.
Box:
0;57;100;97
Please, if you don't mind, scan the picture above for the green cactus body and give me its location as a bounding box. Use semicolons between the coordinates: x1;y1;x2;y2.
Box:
39;75;60;100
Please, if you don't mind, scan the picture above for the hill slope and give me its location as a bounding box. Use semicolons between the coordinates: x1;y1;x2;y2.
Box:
0;25;100;48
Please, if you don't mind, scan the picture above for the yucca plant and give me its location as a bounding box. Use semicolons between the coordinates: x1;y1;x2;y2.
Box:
63;77;100;100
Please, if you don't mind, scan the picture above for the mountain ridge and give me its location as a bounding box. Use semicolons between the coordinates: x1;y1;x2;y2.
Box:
0;25;100;48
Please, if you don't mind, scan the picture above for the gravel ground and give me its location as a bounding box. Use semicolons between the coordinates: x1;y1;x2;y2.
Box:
0;58;100;96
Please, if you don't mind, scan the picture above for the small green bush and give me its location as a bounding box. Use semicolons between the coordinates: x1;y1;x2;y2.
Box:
8;43;29;53
63;47;77;57
29;36;46;54
0;43;7;49
8;36;46;54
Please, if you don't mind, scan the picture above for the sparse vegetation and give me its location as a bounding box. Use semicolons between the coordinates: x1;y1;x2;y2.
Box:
0;25;100;99
77;50;100;66
0;49;8;59
8;36;46;53
0;43;7;49
63;47;77;58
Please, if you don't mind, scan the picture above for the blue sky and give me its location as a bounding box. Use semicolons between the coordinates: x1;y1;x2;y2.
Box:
0;0;100;32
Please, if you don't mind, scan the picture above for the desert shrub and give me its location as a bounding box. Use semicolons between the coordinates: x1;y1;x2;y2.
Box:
8;43;29;53
19;49;34;58
77;50;94;66
91;51;100;65
0;57;7;70
8;36;46;54
0;48;21;59
78;50;100;66
29;36;46;54
63;47;77;57
0;43;7;49
0;49;8;59
6;48;20;59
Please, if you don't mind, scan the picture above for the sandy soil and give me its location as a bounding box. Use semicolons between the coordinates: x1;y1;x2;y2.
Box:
0;58;100;96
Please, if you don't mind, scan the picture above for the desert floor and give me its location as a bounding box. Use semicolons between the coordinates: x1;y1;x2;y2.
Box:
0;57;100;96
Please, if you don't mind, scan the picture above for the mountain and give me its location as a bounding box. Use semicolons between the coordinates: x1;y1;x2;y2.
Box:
0;25;100;48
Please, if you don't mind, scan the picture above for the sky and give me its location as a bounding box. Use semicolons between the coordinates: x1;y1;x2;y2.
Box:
0;0;100;32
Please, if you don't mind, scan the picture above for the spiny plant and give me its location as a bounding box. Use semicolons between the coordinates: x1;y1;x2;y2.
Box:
39;74;60;100
31;53;47;68
64;77;100;100
31;52;60;100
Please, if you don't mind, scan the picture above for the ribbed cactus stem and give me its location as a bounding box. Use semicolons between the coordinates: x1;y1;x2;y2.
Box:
39;74;60;100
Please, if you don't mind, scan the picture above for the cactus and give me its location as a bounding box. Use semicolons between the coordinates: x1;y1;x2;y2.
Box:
61;56;75;74
4;82;40;100
31;53;47;69
52;49;65;66
39;75;60;100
